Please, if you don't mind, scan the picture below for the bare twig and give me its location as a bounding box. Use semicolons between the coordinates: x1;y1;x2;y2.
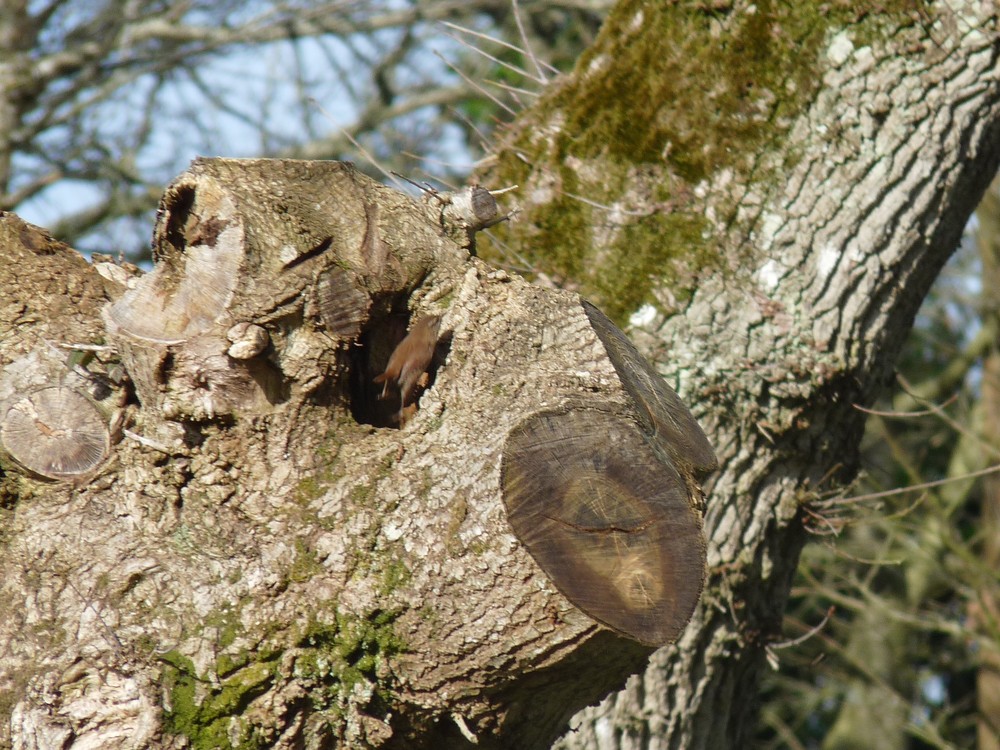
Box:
511;0;551;82
433;50;516;116
853;392;959;418
769;606;835;650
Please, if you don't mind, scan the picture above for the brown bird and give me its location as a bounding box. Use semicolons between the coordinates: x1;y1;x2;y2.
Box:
373;314;443;422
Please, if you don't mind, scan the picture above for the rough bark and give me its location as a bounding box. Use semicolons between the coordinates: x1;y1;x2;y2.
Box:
0;157;714;750
2;2;1000;750
471;2;1000;748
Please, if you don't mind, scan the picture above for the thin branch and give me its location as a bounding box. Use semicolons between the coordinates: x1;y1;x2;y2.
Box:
440;29;539;85
440;20;556;80
339;128;409;193
769;606;835;650
432;50;516;116
1;169;64;210
896;372;1000;461
485;77;540;106
399;151;477;173
853;392;959;418
836;463;1000;505
511;0;551;82
563;190;657;217
891;315;997;411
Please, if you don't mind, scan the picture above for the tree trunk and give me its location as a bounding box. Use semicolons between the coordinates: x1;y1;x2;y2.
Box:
0;157;713;750
473;2;1000;748
2;3;1000;750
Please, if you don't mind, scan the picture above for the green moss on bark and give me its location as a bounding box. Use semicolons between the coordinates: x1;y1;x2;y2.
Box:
160;607;405;749
294;609;404;701
161;650;278;750
483;0;929;323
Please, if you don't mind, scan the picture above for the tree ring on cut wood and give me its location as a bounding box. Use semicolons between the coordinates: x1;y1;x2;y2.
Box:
0;386;110;480
501;408;706;646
